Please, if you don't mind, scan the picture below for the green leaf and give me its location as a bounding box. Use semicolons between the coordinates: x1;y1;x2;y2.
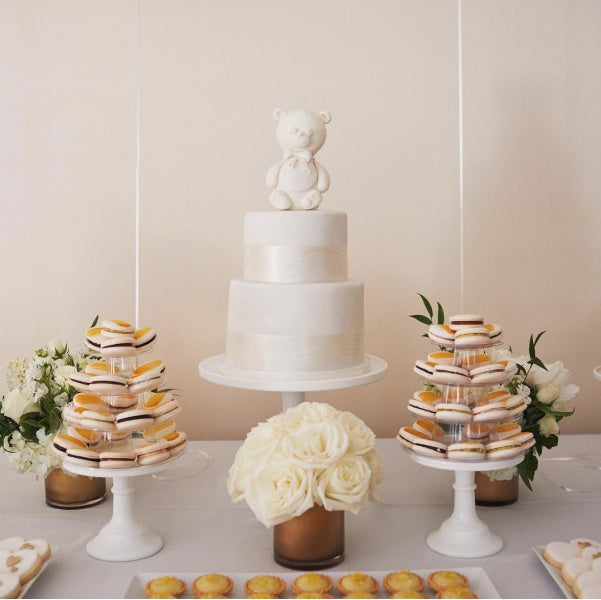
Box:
533;331;546;347
91;315;99;327
417;294;433;318
436;302;445;324
529;334;535;358
517;450;538;490
409;314;432;325
530;356;547;370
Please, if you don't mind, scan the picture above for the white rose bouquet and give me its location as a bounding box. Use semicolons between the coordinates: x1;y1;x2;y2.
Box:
227;402;382;528
0;338;87;478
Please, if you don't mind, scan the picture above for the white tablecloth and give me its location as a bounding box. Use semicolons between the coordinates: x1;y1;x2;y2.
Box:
1;435;600;598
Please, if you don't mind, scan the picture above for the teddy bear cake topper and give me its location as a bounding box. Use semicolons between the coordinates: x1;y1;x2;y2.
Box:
266;108;331;210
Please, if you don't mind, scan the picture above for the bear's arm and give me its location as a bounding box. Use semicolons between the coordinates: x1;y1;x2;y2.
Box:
315;161;330;192
266;159;285;188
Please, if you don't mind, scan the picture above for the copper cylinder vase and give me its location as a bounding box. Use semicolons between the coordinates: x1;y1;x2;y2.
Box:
475;472;519;506
273;504;344;570
44;468;107;509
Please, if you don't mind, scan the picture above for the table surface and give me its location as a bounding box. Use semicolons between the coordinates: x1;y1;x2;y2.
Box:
2;434;600;599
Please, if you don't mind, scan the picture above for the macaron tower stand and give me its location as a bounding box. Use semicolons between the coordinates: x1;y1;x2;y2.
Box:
398;316;533;558
56;320;187;561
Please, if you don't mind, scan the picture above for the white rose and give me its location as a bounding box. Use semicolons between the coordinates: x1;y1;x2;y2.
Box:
336;410;375;455
538;415;560;436
1;389;38;422
244;462;315;528
363;448;383;499
537;383;559;405
283;401;339;428
242;420;286;463
282;421;349;469
316;455;371;514
47;339;66;357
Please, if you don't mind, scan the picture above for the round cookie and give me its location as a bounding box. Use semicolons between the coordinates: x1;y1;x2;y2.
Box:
0;549;42;584
436;403;472;423
0;573;21;599
543;541;580;568
19;539;50;562
447;441;486;461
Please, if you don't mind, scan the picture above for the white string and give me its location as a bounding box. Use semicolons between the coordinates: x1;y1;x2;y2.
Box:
458;0;465;312
134;0;141;329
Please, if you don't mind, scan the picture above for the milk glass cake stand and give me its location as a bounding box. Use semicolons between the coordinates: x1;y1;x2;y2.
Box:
199;354;388;410
63;453;184;562
403;447;523;558
404;340;526;558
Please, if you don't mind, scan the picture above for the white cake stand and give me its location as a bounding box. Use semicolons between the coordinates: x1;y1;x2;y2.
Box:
404;448;523;558
62;453;183;562
199;354;387;410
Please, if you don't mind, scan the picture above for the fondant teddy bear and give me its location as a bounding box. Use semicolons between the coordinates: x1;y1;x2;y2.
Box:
266;108;331;210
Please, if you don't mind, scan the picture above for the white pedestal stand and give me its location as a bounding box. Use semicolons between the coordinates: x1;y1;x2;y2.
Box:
63;454;183;562
199;354;387;411
407;450;523;558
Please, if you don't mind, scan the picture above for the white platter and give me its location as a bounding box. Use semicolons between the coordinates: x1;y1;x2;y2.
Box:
17;546;56;599
124;567;499;598
533;546;573;598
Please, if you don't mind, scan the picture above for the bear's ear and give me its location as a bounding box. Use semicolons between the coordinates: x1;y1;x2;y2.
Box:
319;111;331;124
273;108;287;121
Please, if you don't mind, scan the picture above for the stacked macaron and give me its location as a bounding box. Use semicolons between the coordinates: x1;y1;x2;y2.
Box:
84;319;157;357
68;359;166;396
428;314;502;348
54;319;187;472
396;425;534;461
413;358;516;386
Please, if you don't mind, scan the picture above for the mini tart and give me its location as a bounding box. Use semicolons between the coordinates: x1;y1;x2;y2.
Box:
291;572;333;595
192;574;234;597
144;576;186;598
383;570;425;594
428;571;470;592
435;586;478;599
244;574;286;597
337;572;379;595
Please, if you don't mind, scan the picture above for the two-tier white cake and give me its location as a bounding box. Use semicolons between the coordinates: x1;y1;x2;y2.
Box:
219;108;370;381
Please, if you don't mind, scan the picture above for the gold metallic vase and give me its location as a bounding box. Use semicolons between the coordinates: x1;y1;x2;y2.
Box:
475;472;519;506
44;468;106;509
273;504;344;570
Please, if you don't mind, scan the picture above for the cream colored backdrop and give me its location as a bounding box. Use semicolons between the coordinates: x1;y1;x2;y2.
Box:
2;0;600;439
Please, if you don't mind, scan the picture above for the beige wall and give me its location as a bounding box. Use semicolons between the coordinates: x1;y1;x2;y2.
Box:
2;0;600;440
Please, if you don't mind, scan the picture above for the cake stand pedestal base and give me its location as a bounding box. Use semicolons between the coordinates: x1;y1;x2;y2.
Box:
426;470;502;558
86;476;163;562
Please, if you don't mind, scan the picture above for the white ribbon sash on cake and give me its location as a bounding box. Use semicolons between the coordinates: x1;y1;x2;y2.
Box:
244;245;347;283
224;331;367;380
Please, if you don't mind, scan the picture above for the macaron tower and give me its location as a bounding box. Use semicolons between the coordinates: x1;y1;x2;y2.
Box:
54;319;187;470
398;313;534;460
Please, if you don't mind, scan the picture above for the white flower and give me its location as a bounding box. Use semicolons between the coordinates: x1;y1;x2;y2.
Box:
54;365;76;387
537;383;559;405
316;455;371;514
363;448;383;500
1;389;38;422
47;339;66;357
282;421;349;469
482;467;518;482
336;410;375;455
538;414;560;436
244;462;315;528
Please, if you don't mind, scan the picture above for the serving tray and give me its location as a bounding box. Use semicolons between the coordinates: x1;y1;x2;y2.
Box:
124;567;500;598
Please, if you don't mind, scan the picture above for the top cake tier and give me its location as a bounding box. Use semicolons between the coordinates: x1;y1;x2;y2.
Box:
243;210;347;283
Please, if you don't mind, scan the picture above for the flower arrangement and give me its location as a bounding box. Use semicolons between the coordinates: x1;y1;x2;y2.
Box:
227;401;382;528
0;339;85;478
411;294;578;490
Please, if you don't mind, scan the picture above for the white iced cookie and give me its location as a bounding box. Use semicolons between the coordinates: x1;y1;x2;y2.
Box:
0;538;23;552
574;571;601;598
561;556;592;587
0;549;42;584
19;539;50;562
581;546;601;560
543;541;580;568
266;108;331;211
581;583;601;599
0;573;21;599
